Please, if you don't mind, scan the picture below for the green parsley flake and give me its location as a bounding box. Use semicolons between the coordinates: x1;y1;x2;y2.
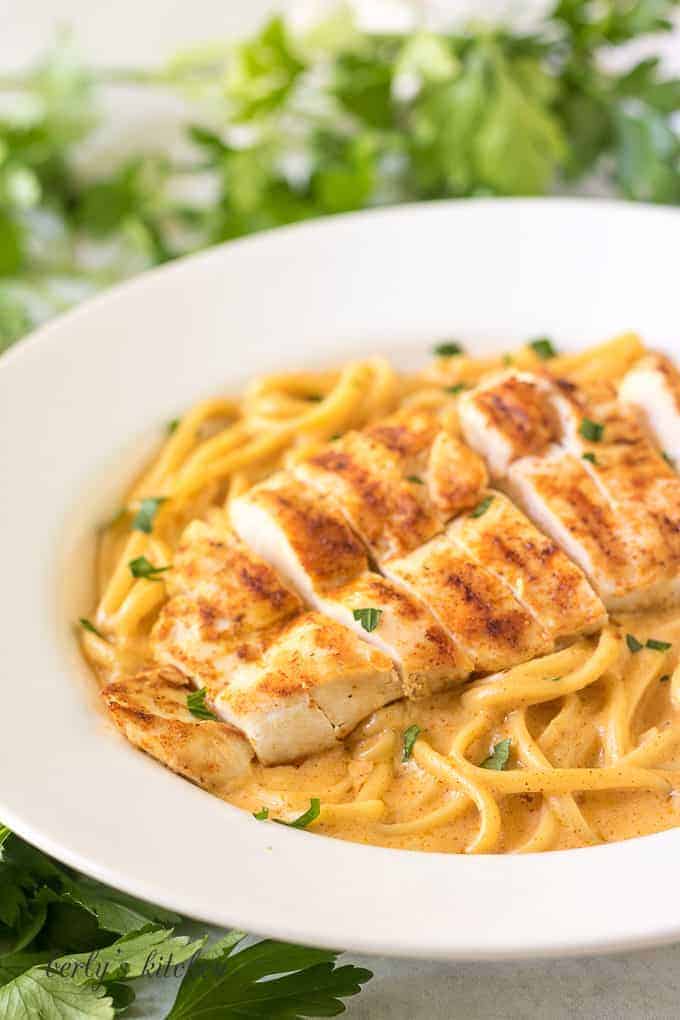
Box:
433;341;464;357
445;383;467;395
253;807;270;820
402;725;421;762
187;687;218;720
353;607;382;632
167;418;181;434
663;451;675;468
546;676;562;682
274;798;321;829
579;418;604;442
502;354;513;367
582;452;597;465
529;337;557;360
470;495;494;518
626;633;644;653
406;475;424;484
480;738;511;771
129;556;172;581
646;638;672;652
132;497;167;534
79;617;106;641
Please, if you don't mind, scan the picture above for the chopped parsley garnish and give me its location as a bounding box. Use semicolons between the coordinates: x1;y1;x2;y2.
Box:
406;475;424;484
660;674;671;683
167;418;181;434
626;633;644;653
129;555;172;581
582;452;597;465
187;687;218;720
470;495;494;518
132;496;167;534
445;383;467;395
433;341;464;357
646;638;672;652
79;617;106;640
502;353;513;367
480;738;511;771
546;676;562;682
579;418;604;442
353;607;382;632
330;433;341;440
274;798;321;829
253;807;270;820
402;725;421;761
529;336;557;360
663;451;676;468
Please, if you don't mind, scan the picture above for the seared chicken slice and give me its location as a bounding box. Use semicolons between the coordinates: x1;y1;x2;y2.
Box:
620;354;680;466
214;613;400;765
168;519;302;632
385;535;552;672
230;473;368;603
458;370;559;479
319;572;472;698
102;666;253;794
364;406;488;517
506;448;679;611
448;491;606;643
294;431;441;563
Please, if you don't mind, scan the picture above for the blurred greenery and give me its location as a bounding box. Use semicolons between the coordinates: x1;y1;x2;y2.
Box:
1;0;679;350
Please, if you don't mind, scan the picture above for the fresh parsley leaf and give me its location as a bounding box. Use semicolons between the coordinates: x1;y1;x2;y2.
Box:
167;418;181;434
406;475;424;484
579;418;604;442
502;354;513;366
352;607;382;632
529;336;557;360
470;495;494;518
187;688;218;721
445;383;467;394
402;725;421;761
582;452;597;464
167;936;372;1020
50;927;206;983
646;638;672;652
274;799;321;829
546;676;562;683
128;556;171;581
0;969;114;1020
626;633;644;653
480;738;511;771
253;807;269;821
79;618;106;640
132;497;167;534
433;341;464;357
663;451;675;468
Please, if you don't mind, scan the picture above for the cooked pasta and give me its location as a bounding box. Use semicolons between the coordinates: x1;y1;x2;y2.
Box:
81;331;680;854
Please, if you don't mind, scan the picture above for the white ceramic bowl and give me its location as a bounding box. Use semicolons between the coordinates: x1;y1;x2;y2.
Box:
2;199;680;960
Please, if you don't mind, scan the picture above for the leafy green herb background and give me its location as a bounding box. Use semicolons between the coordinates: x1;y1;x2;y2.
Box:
1;1;680;1015
1;0;679;352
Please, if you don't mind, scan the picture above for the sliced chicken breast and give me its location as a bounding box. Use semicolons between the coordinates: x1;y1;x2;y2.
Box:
385;534;553;672
213;613;401;765
364;406;488;517
620;354;680;466
294;431;441;563
319;572;473;698
506;447;679;611
168;519;302;632
102;666;254;794
448;490;606;643
229;473;368;603
458;370;559;479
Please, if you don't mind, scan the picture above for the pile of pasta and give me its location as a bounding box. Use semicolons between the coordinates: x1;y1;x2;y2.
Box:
82;331;680;853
